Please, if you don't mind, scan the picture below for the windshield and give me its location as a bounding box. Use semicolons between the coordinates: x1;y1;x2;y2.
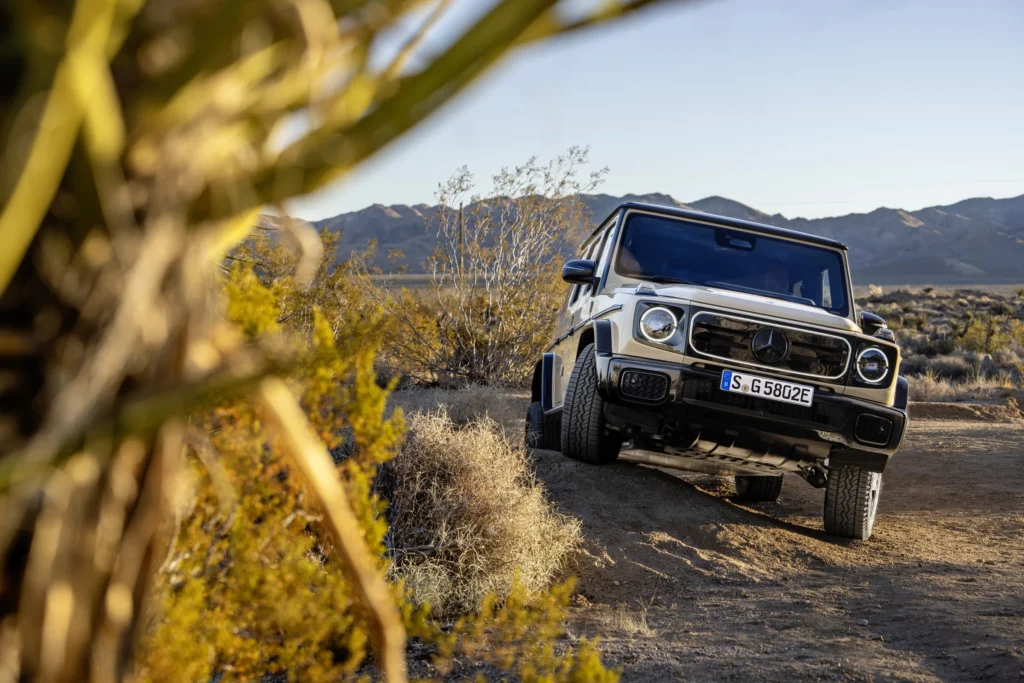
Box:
614;213;850;317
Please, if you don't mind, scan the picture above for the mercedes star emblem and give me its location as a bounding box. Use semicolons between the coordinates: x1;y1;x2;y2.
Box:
751;327;789;364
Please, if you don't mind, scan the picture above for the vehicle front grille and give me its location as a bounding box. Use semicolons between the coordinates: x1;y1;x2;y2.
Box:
689;311;851;380
620;370;670;403
685;375;848;431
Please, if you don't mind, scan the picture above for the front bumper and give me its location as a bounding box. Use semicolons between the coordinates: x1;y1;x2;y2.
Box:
596;355;908;473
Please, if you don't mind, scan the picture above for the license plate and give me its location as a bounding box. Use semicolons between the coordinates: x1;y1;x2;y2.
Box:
719;370;814;407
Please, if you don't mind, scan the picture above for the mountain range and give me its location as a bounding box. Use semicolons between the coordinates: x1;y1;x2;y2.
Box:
313;192;1024;284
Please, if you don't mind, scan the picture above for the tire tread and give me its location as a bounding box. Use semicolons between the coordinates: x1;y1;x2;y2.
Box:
824;466;881;540
526;402;560;451
561;345;620;464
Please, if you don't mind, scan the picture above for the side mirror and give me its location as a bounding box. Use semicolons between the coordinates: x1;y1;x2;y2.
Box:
561;259;598;285
859;311;888;336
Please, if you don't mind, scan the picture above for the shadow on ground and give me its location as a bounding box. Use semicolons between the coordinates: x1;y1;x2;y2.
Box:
526;416;1024;682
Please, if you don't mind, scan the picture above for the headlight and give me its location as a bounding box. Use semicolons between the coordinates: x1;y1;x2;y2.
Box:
639;306;678;343
856;347;890;384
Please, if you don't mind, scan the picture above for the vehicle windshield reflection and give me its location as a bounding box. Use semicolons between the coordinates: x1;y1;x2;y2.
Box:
615;213;850;317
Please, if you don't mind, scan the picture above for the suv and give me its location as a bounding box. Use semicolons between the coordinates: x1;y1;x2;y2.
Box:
525;202;908;540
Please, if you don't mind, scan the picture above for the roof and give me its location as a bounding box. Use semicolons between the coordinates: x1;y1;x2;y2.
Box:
590;201;849;251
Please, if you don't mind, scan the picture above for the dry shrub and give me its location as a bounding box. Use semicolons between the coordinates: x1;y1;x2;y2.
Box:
387;411;580;615
909;371;1015;403
906;352;977;380
606;604;657;639
356;149;603;387
139;269;612;681
389;385;525;428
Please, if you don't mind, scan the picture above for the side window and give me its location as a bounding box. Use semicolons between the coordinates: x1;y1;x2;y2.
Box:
584;229;611;297
568;218;616;306
579;233;607;300
592;223;618;291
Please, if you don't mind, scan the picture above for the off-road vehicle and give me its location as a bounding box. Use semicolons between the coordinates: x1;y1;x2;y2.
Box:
525;202;908;540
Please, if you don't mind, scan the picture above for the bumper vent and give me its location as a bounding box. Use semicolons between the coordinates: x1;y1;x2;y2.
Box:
620;370;670;403
854;414;893;446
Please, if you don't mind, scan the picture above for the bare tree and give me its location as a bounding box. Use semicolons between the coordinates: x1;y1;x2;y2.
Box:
365;147;606;386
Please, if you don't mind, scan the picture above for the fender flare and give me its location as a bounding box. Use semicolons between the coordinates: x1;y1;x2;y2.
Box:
534;319;616;411
592;318;614;357
531;353;558;412
894;375;909;411
591;319;615;395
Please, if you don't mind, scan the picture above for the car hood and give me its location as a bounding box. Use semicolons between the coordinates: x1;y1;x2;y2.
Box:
629;284;861;333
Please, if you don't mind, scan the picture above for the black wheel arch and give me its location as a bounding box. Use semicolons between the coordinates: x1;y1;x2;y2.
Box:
894;375;909;410
535;319;616;410
531;360;544;404
531;353;559;411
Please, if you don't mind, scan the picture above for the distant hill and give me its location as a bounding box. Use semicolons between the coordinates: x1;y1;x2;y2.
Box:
312;193;1024;285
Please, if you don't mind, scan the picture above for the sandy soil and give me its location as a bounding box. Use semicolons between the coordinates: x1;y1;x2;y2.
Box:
526;413;1024;681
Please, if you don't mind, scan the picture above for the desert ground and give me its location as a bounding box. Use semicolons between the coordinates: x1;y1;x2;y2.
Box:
504;394;1024;682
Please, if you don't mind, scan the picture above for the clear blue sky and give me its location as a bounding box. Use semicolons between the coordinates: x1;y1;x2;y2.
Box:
288;0;1024;221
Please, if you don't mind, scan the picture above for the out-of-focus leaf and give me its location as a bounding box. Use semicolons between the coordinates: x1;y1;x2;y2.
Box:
68;49;125;162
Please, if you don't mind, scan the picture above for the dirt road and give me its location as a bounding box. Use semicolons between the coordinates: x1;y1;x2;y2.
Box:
528;414;1024;681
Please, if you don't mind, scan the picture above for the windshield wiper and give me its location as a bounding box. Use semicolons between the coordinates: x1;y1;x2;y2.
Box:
646;275;698;286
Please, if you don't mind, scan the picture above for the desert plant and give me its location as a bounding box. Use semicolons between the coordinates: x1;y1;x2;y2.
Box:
140;280;608;681
229;223;370;344
358;149;605;386
909;369;1015;402
385;410;581;615
0;0;670;680
957;314;1012;354
139;309;405;682
390;384;525;428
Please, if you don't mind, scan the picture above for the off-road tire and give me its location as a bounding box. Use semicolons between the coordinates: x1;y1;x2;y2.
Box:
824;466;883;540
734;475;784;502
561;344;621;464
525;401;561;451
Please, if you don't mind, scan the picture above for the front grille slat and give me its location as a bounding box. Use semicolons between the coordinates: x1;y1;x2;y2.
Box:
689;311;851;381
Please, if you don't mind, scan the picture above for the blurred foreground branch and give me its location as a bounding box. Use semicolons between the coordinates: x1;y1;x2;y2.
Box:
0;0;679;680
257;377;406;681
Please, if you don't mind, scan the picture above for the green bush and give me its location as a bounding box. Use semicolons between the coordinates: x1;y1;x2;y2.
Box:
956;314;1018;354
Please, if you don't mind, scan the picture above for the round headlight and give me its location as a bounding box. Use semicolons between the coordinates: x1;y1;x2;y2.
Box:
639;307;678;343
856;347;890;384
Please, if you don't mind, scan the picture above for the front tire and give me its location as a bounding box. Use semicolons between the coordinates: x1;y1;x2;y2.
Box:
561;344;622;464
734;474;784;502
525;401;560;451
823;466;883;540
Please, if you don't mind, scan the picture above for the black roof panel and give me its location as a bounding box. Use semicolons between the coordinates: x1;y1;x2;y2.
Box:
593;202;848;251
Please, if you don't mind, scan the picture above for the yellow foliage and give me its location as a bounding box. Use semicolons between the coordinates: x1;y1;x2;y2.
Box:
426;579;619;683
138;264;616;681
225;263;283;337
957;314;1024;354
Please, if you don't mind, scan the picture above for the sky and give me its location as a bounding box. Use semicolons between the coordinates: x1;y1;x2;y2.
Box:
287;0;1024;222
